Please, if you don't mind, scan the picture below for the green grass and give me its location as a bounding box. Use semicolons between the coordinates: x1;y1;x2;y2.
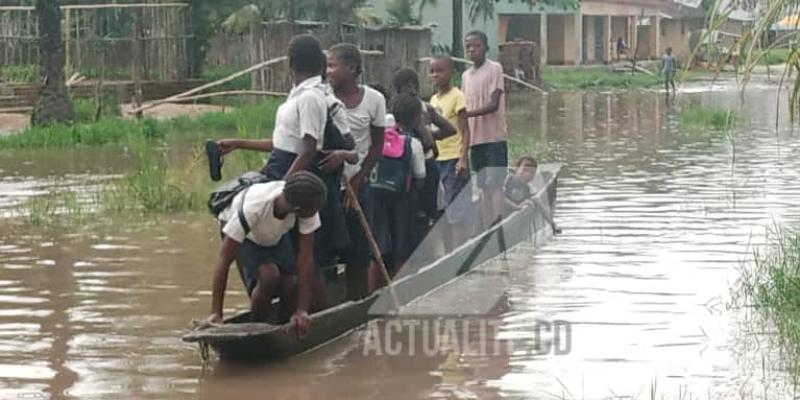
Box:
72;98;123;123
102;144;209;213
542;67;663;90
1;65;38;83
1;65;133;83
21;192;91;227
753;48;793;66
0;98;280;150
508;132;563;163
201;66;252;91
681;107;739;131
10;99;278;219
741;227;800;375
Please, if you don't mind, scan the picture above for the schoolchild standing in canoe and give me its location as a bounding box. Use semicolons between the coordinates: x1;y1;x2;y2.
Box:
208;172;326;338
428;54;472;252
462;30;509;228
210;34;355;307
324;43;387;300
390;68;456;253
369;93;426;291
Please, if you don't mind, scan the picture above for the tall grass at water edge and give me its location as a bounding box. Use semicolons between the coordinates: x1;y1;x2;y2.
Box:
681;107;740;131
0;99;280;149
740;227;800;377
542;67;663;90
752;48;793;66
11;100;278;222
21;192;92;227
16;135;266;223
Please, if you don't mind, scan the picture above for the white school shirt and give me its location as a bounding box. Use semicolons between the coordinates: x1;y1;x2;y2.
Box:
272;76;349;154
339;86;387;179
219;181;320;246
409;136;426;179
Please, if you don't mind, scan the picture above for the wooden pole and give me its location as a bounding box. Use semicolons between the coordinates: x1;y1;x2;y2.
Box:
632;9;643;75
94;44;105;122
343;180;400;311
128;56;288;115
132;9;143;119
74;9;81;73
64;9;71;77
158;90;287;103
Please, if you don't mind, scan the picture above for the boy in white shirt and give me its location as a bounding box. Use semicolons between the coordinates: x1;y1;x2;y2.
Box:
208;172;327;338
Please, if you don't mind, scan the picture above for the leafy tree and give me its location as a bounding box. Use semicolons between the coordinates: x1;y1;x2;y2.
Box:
465;0;579;24
448;0;580;57
709;0;800;119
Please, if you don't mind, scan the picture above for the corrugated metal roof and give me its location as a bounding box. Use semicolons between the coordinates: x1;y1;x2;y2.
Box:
672;0;703;8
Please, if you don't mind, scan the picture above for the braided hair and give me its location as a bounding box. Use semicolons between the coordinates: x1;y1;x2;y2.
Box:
328;43;363;77
284;171;327;212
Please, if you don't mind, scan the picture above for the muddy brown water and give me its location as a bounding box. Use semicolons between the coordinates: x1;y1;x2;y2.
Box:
2;80;800;399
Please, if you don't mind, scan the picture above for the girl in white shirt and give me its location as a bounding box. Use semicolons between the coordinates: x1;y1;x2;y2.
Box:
324;43;388;299
208;172;327;337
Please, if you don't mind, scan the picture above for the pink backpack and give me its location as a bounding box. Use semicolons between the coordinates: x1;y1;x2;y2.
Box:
382;126;407;158
370;126;413;192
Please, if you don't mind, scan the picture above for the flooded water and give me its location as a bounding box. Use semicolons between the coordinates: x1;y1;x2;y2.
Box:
3;79;800;399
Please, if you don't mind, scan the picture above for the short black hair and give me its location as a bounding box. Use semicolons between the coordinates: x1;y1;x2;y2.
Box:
516;156;538;169
284;171;327;211
288;34;325;75
431;54;455;70
392;67;420;96
391;92;422;128
466;30;488;46
328;42;363;77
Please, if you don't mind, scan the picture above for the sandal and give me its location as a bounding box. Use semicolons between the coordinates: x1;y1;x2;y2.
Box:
205;140;223;181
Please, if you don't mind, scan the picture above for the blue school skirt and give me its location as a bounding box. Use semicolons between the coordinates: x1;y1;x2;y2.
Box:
261;149;350;268
370;188;414;263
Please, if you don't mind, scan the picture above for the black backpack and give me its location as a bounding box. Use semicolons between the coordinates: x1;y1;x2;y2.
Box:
207;171;268;218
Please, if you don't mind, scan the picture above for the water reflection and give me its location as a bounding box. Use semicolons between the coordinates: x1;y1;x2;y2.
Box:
1;82;799;399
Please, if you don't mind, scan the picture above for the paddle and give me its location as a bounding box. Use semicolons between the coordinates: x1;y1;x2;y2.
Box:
343;180;401;311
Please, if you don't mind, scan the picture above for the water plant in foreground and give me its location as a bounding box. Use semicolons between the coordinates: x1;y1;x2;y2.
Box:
681;107;739;131
741;227;800;375
20;192;91;227
103;145;209;213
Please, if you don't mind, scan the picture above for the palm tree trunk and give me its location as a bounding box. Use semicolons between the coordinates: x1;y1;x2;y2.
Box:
31;0;74;126
452;0;464;58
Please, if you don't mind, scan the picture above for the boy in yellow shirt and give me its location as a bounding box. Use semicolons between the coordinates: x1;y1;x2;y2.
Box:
429;55;472;251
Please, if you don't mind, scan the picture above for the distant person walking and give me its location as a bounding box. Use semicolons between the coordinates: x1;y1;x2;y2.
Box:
616;37;626;61
662;47;677;94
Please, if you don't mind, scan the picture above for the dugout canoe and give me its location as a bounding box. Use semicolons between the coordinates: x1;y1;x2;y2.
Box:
183;164;562;362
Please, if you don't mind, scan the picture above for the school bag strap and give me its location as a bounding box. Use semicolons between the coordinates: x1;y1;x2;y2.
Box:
237;187;251;236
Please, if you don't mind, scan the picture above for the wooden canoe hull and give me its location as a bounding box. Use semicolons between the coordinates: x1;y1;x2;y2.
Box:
183;165;561;362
